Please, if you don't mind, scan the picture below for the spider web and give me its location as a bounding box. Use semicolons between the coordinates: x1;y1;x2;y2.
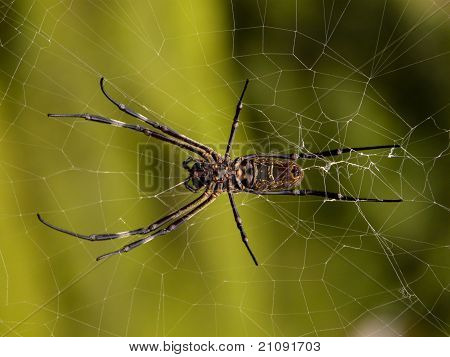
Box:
0;0;449;336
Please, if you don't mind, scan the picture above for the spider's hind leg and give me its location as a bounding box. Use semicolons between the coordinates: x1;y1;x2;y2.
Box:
297;144;400;159
246;189;402;202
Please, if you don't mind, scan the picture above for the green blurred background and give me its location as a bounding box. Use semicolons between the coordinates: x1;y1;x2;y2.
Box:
0;0;449;336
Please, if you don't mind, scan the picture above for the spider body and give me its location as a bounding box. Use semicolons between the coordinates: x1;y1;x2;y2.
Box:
38;77;401;265
182;157;231;192
183;155;303;193
235;157;304;192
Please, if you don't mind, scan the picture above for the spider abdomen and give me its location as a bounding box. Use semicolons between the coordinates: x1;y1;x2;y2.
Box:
235;157;303;191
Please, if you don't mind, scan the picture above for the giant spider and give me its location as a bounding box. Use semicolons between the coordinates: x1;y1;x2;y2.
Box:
38;78;401;265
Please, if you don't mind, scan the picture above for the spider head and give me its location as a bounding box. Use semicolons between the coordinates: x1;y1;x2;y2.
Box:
182;157;211;192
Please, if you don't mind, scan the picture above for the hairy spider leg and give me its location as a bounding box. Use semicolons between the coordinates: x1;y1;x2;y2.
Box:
228;190;259;265
47;113;209;159
246;189;402;202
37;191;211;241
98;77;219;162
96;189;219;261
224;79;249;159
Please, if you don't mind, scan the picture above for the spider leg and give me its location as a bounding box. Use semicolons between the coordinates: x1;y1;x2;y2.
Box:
240;144;400;161
146;190;211;231
37;213;149;240
224;79;249;159
96;191;219;261
37;191;211;241
296;144;401;159
246;189;402;202
98;78;219;161
228;191;258;265
47;113;208;159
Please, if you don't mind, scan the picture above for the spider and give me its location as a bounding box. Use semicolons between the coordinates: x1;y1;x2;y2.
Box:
37;78;402;265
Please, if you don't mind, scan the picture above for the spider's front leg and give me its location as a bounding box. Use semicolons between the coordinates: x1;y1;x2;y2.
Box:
96;191;219;261
98;77;220;161
47;113;208;159
37;191;211;242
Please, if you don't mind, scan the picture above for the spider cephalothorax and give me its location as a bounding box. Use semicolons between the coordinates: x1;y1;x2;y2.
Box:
183;157;222;192
38;77;401;265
